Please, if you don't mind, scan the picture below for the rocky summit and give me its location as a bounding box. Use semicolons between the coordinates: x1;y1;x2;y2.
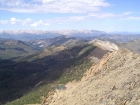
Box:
42;48;140;105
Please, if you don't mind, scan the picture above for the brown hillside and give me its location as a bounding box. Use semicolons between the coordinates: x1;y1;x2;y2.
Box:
88;47;108;59
42;49;140;105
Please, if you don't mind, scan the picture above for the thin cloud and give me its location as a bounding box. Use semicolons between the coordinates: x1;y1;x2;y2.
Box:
88;12;137;20
31;20;51;27
44;23;51;26
31;20;43;27
38;0;55;3
0;18;50;27
0;0;22;6
122;16;140;20
48;11;140;23
22;18;31;26
0;0;111;13
0;20;8;24
0;17;32;25
69;16;85;21
10;17;21;24
1;12;140;27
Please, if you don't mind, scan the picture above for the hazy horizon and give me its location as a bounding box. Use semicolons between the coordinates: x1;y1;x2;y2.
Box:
0;30;140;34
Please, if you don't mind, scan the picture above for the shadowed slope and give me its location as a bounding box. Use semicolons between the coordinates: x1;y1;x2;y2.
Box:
2;44;96;105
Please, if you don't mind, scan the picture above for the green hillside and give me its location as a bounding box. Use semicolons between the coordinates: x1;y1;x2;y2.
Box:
5;58;92;105
0;39;40;59
0;44;97;105
16;45;67;61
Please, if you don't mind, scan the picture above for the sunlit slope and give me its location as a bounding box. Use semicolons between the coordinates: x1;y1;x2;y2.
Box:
45;49;140;105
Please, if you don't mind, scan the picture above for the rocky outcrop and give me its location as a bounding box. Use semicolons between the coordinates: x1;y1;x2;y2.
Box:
42;48;140;105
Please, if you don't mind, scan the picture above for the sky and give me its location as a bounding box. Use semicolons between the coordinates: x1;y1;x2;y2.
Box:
0;0;140;32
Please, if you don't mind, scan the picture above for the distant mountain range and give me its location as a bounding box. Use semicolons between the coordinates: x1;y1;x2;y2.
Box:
0;30;140;42
0;35;88;59
28;35;87;48
0;30;107;40
1;33;140;59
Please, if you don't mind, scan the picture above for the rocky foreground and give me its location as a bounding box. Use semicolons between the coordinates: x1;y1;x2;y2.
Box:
42;48;140;105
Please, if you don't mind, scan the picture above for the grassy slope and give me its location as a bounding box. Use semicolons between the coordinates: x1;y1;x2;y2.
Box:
5;58;92;105
16;45;67;61
0;40;40;59
0;44;96;105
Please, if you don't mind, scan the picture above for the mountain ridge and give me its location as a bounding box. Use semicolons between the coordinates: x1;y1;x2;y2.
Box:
42;48;140;105
28;35;86;48
0;30;107;40
3;39;118;105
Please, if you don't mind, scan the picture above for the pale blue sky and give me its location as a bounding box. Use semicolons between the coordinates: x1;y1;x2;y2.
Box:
0;0;140;32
